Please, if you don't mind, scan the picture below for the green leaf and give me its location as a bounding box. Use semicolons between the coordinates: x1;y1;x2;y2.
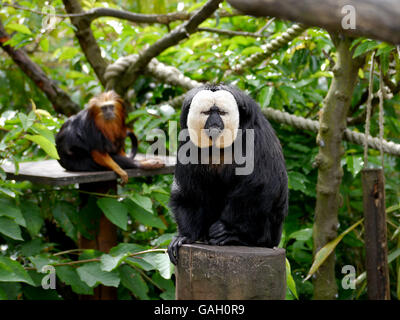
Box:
0;282;21;300
56;266;93;295
0;217;23;240
58;47;80;61
101;243;151;272
20;239;47;257
25;134;59;159
126;257;155;272
241;46;263;56
53;202;78;241
304;219;364;281
97;198;128;231
6;23;32;35
286;258;298;299
0;167;6;181
129;194;153;213
0;198;25;226
125;198;166;229
19;111;35;131
30;123;55;144
39;38;49;52
29;254;55;272
153;233;175;246
100;253;126;272
353;40;379;58
119;265;149;300
152;192;170;210
109;243;144;256
288;171;308;193
288;228;313;241
379;50;390;75
279;85;305;105
258;86;275;108
142;253;173;279
346;155;363;177
152;272;175;300
387;203;400;214
287;142;310;153
20;200;44;237
77;262;120;288
388;248;400;263
0;256;34;285
66;71;86;79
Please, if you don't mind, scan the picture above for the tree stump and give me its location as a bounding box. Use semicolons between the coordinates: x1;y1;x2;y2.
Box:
176;244;286;300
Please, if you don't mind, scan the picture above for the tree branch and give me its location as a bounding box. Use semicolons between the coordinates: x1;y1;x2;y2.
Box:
62;0;109;87
198;27;270;38
5;3;238;25
0;20;80;116
227;0;400;45
112;0;223;95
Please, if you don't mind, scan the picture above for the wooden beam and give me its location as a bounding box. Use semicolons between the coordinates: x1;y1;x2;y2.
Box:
362;169;390;300
227;0;400;44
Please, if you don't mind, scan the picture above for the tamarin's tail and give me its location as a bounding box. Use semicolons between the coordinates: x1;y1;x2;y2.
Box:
127;130;138;159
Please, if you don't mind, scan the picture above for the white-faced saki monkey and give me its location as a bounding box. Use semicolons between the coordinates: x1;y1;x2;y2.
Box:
168;84;288;264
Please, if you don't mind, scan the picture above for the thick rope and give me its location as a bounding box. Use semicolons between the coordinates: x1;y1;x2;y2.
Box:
229;23;306;75
378;63;385;169
263;107;400;156
104;54;199;91
364;52;375;168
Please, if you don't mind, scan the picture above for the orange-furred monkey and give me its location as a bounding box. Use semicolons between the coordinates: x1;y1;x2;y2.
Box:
56;91;163;183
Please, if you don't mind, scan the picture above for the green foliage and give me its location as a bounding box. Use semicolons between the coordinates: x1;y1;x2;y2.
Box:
0;0;399;301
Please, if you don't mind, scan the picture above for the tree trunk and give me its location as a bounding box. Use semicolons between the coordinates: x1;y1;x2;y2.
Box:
312;35;361;300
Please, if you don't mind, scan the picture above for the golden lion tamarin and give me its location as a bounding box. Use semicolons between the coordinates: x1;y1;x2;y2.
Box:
56;91;163;183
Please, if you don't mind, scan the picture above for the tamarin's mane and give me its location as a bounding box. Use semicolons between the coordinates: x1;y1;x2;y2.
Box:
88;91;126;143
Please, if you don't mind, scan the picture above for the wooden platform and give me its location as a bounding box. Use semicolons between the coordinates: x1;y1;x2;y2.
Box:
1;154;176;186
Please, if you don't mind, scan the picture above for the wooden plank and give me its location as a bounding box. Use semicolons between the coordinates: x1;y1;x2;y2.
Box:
1;154;176;186
227;0;400;45
362;168;390;300
176;244;286;300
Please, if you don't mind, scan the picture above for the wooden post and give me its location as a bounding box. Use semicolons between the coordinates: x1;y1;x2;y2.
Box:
362;168;390;300
79;180;118;300
176;244;286;300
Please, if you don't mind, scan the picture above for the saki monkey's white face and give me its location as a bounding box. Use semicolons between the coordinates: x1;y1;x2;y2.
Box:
187;90;240;149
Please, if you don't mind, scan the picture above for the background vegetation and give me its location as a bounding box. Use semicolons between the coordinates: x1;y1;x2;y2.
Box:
0;0;399;300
